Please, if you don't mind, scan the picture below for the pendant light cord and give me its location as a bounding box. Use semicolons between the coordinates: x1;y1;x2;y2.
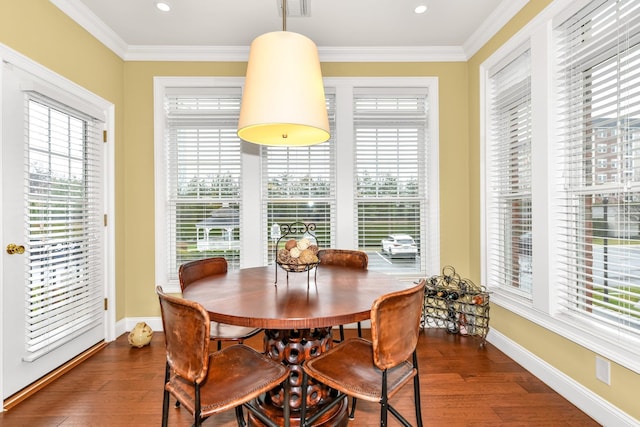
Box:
282;0;287;31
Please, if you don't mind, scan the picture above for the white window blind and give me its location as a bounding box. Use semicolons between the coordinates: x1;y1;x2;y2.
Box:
24;93;104;361
555;0;640;340
262;94;336;263
164;88;242;274
354;88;428;274
486;48;533;296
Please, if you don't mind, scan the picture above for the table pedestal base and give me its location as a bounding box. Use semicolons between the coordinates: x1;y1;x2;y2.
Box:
248;395;348;427
248;328;348;427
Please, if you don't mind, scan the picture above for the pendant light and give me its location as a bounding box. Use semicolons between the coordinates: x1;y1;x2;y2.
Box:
237;0;330;146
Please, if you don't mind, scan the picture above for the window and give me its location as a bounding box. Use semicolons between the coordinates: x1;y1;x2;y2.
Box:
485;47;533;296
263;81;439;276
482;0;640;372
24;93;105;360
555;0;640;349
155;77;440;291
263;94;336;263
156;83;243;290
353;88;429;274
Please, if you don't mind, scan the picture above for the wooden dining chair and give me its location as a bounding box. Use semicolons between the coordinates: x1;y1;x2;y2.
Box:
317;249;368;341
157;286;290;427
179;257;261;350
299;280;426;427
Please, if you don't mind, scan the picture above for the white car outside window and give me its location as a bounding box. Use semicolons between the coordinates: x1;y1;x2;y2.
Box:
381;234;417;258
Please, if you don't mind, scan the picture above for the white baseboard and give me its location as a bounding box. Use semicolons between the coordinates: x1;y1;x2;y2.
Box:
486;329;639;427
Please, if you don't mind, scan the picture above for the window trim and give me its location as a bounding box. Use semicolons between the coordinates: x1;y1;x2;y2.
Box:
485;43;533;299
154;77;247;292
323;77;440;267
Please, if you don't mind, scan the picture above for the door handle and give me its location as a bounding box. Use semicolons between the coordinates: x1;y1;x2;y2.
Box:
6;243;25;254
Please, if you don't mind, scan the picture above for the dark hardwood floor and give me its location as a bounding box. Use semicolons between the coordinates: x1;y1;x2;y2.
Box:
0;328;599;426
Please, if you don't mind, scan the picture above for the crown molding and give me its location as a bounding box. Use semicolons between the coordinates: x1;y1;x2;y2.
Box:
123;45;250;62
462;0;530;58
51;0;527;63
319;46;467;63
50;0;128;58
123;45;467;62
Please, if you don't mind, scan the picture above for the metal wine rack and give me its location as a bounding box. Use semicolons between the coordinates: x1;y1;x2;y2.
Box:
421;265;490;346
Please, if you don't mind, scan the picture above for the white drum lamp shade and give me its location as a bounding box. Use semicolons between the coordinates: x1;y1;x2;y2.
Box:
237;31;330;146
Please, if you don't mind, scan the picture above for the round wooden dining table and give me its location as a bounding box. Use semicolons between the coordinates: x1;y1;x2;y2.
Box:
181;263;417;427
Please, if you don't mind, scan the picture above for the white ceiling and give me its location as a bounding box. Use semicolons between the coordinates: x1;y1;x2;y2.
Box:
50;0;529;61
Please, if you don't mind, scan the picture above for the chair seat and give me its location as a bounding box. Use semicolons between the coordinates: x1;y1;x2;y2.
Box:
303;337;416;402
166;344;289;417
210;321;261;341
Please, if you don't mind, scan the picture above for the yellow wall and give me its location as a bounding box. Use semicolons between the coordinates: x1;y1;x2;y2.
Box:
2;0;638;421
467;0;640;421
122;60;471;317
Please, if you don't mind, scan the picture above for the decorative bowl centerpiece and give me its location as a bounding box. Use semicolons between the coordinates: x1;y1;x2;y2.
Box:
276;236;320;272
273;222;320;284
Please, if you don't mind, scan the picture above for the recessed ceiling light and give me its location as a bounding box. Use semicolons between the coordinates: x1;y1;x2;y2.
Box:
155;1;171;12
414;5;428;14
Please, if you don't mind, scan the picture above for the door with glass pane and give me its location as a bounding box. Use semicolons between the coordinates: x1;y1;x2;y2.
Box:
2;63;105;399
